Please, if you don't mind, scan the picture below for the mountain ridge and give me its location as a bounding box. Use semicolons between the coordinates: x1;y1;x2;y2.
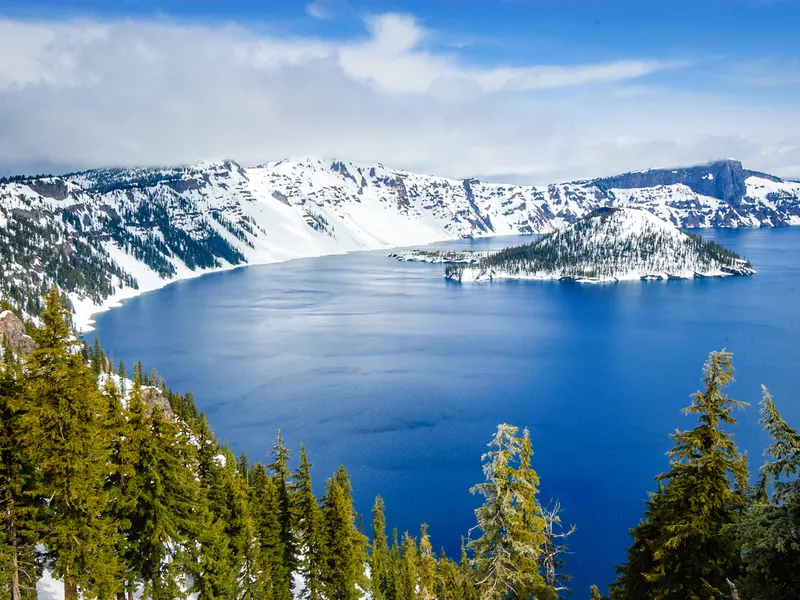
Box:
0;157;798;330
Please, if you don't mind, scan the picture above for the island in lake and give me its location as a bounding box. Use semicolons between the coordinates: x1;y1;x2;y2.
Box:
395;207;756;283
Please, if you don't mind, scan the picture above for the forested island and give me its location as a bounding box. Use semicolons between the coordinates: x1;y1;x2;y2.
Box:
444;208;755;283
1;290;798;600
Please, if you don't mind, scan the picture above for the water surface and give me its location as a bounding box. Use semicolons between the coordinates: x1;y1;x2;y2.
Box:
92;228;800;594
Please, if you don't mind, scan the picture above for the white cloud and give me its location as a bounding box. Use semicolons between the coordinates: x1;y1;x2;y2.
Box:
0;14;798;181
305;2;331;20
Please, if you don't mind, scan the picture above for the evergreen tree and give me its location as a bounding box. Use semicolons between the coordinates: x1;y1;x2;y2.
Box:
387;528;401;600
251;461;287;599
458;538;477;600
370;496;390;600
124;384;202;600
268;430;298;600
321;466;368;600
469;424;555;600
100;378;136;600
729;387;800;599
23;288;122;600
192;515;237;600
589;585;607;600
612;351;749;600
294;446;325;600
434;549;460;600
399;532;417;600
418;524;437;600
0;337;40;600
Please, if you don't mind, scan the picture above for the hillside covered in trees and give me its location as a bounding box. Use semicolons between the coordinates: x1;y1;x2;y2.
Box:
445;208;755;283
1;291;799;600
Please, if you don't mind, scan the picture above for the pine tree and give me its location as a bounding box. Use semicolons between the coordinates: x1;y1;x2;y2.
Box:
589;584;607;600
0;337;40;600
387;528;402;600
418;524;437;600
321;466;368;600
397;532;417;600
458;538;477;600
268;430;298;600
192;515;238;600
23;288;122;600
251;461;288;599
612;350;749;600
294;445;325;600
434;549;460;600
124;383;203;600
100;378;136;600
470;424;555;600
370;496;390;600
729;387;800;599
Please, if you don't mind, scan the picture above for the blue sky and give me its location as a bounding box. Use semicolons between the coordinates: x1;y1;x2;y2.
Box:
1;0;798;181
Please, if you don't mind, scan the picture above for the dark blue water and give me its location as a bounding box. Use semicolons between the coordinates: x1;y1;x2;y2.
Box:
91;228;800;595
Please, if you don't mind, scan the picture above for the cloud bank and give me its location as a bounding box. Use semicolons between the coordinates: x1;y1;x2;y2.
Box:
0;13;798;181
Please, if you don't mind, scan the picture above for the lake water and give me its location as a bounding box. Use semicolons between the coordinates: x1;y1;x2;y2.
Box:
91;227;800;595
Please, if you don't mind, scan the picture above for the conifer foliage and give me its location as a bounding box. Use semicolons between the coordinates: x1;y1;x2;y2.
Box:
2;289;798;600
612;351;750;600
469;424;556;600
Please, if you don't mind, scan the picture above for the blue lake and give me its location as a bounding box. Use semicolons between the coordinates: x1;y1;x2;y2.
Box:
91;227;800;595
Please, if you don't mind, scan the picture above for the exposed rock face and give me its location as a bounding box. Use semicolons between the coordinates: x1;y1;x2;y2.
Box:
592;160;749;204
140;385;174;417
0;310;35;355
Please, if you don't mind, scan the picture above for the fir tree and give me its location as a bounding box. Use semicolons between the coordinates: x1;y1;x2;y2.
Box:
294;445;325;600
124;383;202;600
399;532;418;600
418;524;437;600
434;549;460;600
589;585;607;600
0;337;40;600
23;288;122;600
458;538;478;600
100;378;136;600
729;387;800;599
268;430;298;600
251;461;288;599
192;515;237;600
370;496;390;600
612;350;749;600
469;424;555;600
321;466;368;600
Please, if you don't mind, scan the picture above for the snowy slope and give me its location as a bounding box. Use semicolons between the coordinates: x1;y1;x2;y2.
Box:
447;207;756;283
0;158;795;330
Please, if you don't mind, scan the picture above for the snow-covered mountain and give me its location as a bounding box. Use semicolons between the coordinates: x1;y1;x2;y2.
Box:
0;158;794;330
445;207;756;283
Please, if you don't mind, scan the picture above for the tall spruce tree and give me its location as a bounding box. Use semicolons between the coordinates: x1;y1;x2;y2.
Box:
100;378;136;600
370;496;390;600
124;383;202;600
0;337;40;600
23;288;122;600
294;445;325;600
321;466;368;600
399;532;418;600
729;387;800;599
418;524;437;600
469;424;555;600
251;461;288;599
612;350;749;600
268;430;298;600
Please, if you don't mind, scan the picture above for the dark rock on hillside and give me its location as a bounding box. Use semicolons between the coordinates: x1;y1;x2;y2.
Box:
592;159;751;205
